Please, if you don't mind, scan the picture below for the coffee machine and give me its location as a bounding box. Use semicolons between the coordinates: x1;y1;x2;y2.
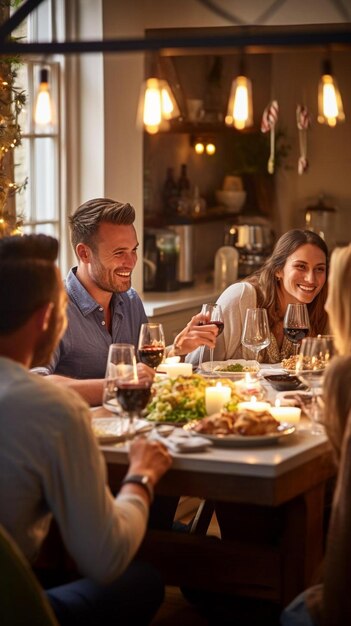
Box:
143;228;179;292
224;223;275;277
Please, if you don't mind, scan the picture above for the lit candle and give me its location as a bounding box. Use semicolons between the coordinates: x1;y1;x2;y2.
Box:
237;396;271;413
164;356;181;364
269;399;301;424
234;373;262;398
205;382;231;415
158;362;193;377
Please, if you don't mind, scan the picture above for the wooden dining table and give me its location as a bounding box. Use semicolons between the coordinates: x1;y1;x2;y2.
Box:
101;420;335;608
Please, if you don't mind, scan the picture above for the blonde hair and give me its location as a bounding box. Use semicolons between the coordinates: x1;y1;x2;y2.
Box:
323;356;351;462
326;245;351;355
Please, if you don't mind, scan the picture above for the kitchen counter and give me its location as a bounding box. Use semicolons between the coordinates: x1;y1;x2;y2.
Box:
141;278;220;317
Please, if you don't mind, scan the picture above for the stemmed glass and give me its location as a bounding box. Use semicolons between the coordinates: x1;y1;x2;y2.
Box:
198;303;224;371
241;308;270;361
103;343;152;438
295;336;335;434
283;303;310;355
138;322;165;370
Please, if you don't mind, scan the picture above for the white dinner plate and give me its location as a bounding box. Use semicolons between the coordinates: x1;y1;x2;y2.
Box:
199;359;260;379
188;423;295;448
92;418;152;443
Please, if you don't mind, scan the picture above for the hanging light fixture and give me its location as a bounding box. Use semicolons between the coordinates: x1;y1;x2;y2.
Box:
138;54;180;135
318;59;345;127
34;67;54;129
225;55;253;130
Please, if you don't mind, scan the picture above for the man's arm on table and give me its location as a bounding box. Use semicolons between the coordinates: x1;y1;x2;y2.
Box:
44;375;104;407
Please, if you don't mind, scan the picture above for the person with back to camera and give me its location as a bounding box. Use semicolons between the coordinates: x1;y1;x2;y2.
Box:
33;197;218;406
281;243;351;626
0;234;172;626
187;228;329;366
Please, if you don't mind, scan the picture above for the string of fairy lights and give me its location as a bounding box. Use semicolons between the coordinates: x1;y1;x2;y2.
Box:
0;56;27;237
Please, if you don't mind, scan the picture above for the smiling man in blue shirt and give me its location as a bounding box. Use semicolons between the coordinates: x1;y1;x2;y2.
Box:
35;198;217;405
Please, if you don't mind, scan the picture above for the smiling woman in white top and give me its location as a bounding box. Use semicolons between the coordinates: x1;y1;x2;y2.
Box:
187;229;329;365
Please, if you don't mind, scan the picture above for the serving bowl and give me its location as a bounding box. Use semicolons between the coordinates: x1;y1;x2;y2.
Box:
264;374;304;392
215;190;246;213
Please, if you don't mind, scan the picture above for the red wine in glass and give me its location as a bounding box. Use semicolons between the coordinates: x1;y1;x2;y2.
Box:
283;327;309;344
116;381;152;414
283;303;310;355
138;345;165;369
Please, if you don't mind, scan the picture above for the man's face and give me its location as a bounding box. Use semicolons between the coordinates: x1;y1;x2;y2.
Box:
32;271;68;367
87;222;139;293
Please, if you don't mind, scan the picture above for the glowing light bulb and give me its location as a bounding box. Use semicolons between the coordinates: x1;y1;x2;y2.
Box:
34;69;54;128
226;75;253;130
206;142;216;155
318;62;345;127
194;141;205;154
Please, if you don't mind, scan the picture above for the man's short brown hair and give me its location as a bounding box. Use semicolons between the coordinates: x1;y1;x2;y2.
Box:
0;234;59;334
69;198;136;253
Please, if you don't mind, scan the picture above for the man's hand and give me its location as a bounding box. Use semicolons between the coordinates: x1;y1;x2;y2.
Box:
136;362;155;382
128;437;172;486
170;312;218;357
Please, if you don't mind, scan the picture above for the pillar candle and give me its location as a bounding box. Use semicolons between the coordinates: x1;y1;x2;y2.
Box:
205;382;231;415
269;400;301;423
237;397;271;413
158;362;193;377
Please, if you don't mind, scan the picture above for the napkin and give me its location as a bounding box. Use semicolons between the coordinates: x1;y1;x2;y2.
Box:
150;430;211;453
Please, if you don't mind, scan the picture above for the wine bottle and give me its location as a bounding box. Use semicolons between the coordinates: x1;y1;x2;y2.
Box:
162;167;178;215
177;163;191;198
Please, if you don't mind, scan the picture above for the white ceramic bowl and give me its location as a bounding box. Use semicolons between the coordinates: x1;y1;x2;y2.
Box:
215;190;247;213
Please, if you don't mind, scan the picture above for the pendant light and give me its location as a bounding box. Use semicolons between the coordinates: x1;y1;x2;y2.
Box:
34;67;54;129
138;55;180;134
317;59;345;127
225;55;253;130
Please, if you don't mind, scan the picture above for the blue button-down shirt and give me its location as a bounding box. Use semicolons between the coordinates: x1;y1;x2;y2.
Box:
38;268;148;379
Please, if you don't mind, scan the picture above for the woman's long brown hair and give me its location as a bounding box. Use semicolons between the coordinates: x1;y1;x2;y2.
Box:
246;229;329;335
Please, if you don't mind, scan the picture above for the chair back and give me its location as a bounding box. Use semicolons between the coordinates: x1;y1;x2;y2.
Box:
0;524;58;626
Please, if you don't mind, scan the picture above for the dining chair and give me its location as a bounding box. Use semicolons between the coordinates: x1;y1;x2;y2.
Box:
0;524;58;626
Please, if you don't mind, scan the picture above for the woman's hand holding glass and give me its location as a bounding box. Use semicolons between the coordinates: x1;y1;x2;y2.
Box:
241;308;270;361
198;303;224;370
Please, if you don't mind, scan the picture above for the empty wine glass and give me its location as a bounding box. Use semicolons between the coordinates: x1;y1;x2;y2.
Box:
138;322;165;370
198;303;224;371
241;308;270;362
103;343;152;439
283;303;310;355
295;336;335;435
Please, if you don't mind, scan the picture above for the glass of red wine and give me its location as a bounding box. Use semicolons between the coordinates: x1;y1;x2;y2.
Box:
283;303;310;355
138;323;165;370
198;303;224;371
103;343;152;439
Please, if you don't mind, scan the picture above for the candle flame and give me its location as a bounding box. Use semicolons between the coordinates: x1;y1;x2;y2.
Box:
251;396;257;404
275;399;281;408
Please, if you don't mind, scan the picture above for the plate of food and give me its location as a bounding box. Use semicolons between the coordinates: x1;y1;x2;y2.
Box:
92;418;152;443
186;408;295;447
200;360;260;379
281;355;326;374
145;373;244;424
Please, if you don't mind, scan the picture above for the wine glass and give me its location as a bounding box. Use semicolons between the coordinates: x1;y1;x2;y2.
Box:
103;343;152;439
295;336;335;435
283;303;310;355
198;303;224;371
138;322;166;370
241;308;270;362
